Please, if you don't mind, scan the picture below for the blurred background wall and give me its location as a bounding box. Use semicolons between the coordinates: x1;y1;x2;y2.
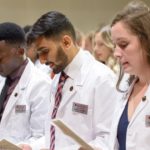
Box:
0;0;149;33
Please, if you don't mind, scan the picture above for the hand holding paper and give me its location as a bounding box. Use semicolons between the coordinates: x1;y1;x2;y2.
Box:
18;144;32;150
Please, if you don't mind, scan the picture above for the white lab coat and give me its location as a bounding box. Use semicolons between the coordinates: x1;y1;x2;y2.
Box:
32;49;120;150
0;59;51;145
108;78;150;150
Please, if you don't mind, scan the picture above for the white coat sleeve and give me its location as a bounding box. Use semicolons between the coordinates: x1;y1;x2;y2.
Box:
17;77;51;148
89;76;119;150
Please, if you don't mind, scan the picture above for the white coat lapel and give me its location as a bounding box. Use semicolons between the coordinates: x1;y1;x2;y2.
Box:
109;83;134;149
110;94;128;149
1;84;27;122
50;73;79;117
129;85;150;127
1;60;32;122
57;78;78;112
57;50;93;113
0;76;5;92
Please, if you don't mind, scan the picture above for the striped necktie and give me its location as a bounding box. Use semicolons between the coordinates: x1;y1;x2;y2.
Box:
50;71;68;150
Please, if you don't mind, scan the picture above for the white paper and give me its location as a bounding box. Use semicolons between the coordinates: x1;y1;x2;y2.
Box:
51;119;94;150
0;139;21;150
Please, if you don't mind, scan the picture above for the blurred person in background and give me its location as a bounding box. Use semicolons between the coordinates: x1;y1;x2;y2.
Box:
23;25;53;78
93;25;119;74
83;31;94;54
75;28;85;48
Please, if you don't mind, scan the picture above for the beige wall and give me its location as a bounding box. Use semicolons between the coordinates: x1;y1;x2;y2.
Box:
0;0;149;33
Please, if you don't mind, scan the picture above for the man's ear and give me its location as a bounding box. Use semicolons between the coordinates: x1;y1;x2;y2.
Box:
62;35;72;48
17;48;25;55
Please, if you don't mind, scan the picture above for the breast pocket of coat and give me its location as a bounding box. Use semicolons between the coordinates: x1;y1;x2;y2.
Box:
135;113;150;148
10;104;30;136
71;102;93;127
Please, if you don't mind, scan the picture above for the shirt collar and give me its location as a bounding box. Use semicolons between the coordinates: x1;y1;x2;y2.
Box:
64;48;83;80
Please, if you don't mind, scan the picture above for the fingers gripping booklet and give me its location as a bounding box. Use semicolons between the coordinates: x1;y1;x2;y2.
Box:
0;139;21;150
51;119;94;150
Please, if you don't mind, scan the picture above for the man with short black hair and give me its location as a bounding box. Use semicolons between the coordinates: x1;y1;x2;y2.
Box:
0;22;51;147
23;11;119;150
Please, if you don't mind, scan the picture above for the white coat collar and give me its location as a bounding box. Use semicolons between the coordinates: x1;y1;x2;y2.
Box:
64;48;94;86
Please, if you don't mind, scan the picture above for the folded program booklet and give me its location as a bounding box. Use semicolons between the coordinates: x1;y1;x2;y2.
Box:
51;119;94;150
0;139;21;150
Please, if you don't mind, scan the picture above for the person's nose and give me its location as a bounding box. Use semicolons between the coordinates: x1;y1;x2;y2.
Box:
39;54;47;64
114;45;122;59
94;45;101;53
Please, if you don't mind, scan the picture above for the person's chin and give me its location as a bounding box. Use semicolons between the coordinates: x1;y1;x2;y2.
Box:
123;67;132;74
